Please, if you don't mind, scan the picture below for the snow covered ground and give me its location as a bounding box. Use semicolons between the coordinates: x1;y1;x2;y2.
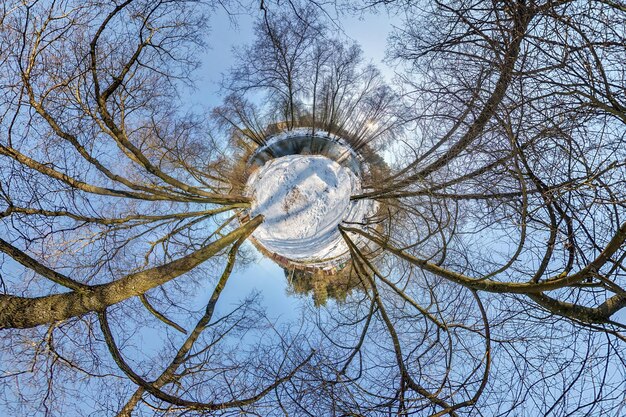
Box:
247;154;375;263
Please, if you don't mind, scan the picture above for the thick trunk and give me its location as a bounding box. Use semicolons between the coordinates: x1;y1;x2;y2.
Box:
0;216;262;329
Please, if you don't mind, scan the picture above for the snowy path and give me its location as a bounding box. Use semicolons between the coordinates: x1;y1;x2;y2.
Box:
247;155;374;262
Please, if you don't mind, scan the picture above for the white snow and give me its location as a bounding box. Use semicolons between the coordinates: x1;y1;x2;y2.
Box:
247;154;375;262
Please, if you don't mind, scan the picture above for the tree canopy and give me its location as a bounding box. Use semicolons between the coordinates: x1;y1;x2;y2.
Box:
0;0;625;416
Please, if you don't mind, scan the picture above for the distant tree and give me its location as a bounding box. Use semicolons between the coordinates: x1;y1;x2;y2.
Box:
219;3;403;149
285;262;369;306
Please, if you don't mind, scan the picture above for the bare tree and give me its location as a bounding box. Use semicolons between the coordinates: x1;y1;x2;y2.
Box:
335;0;626;415
219;3;403;148
0;1;310;415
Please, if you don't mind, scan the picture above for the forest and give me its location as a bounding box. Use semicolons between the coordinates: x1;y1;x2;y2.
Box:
0;0;625;416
